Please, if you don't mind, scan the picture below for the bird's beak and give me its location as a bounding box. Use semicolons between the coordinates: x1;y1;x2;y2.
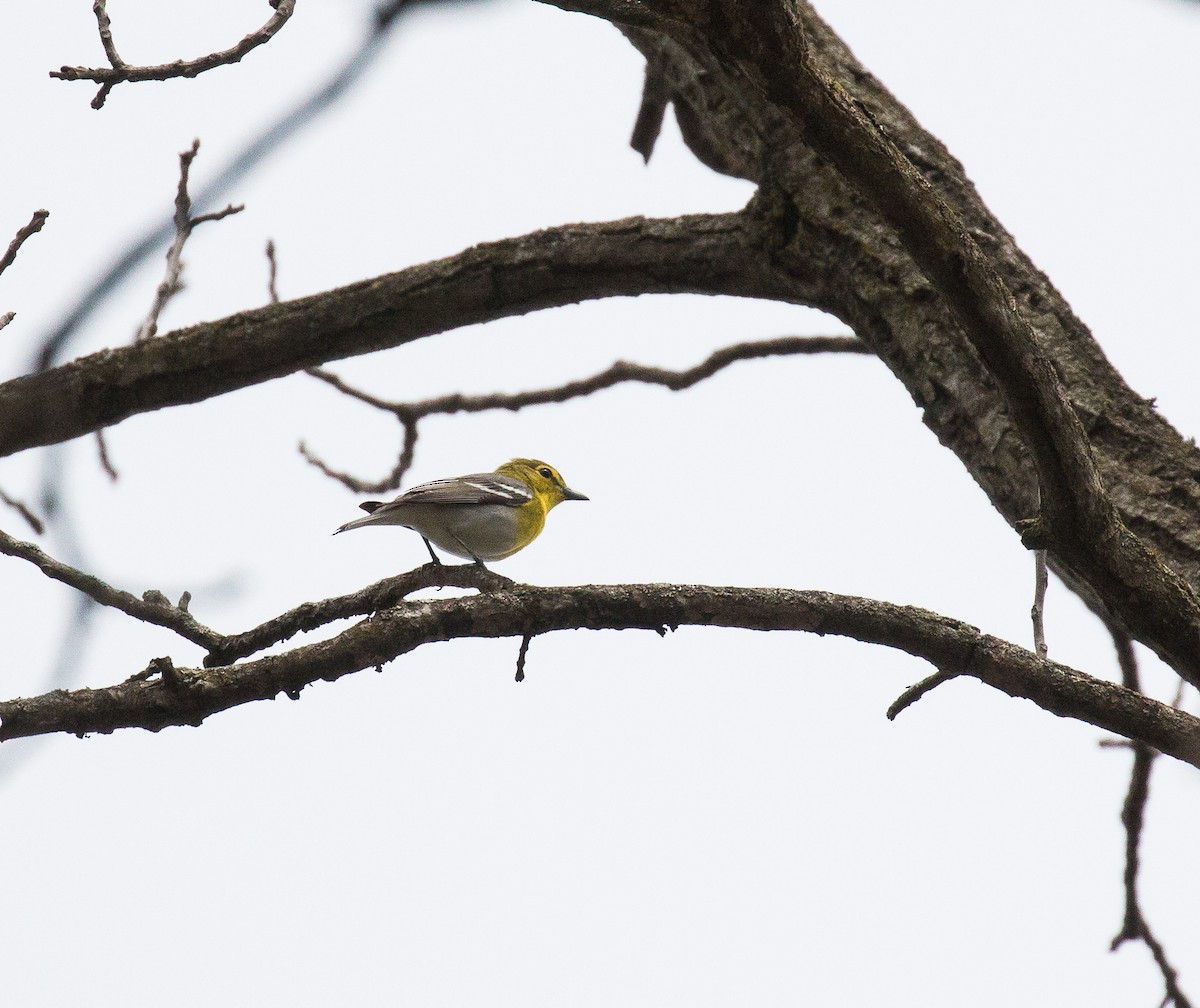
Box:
562;486;589;502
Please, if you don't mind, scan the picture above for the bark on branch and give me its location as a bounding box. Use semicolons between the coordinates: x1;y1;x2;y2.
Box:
52;0;297;109
539;0;1200;688
0;212;791;458
2;583;1199;769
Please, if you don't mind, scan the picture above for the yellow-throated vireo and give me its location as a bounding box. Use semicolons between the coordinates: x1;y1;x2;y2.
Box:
334;458;588;565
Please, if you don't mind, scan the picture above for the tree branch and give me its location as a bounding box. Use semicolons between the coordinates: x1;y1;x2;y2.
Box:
202;562;512;667
52;0;297;109
35;0;426;372
0;210;49;279
136;140;244;342
0;212;793;459
0;528;221;651
1106;626;1193;1008
756;8;1200;681
301;334;868;492
541;0;1200;689
0;490;43;535
3;584;1200;770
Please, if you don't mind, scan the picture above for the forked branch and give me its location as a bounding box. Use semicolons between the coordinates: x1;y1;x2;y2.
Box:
3;579;1200;771
301;334;868;492
52;0;297;109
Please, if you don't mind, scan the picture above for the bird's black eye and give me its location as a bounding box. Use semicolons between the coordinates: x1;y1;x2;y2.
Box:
538;466;553;479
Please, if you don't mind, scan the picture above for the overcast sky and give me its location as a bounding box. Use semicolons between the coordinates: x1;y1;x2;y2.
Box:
3;1;1199;1005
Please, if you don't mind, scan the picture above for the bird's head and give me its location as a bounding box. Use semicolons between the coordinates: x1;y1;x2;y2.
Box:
500;458;589;509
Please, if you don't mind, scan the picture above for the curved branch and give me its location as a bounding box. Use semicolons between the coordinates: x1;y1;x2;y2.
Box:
313;334;868;417
203;561;512;667
0;528;221;650
301;334;868;492
757;8;1200;686
541;0;1200;688
0;212;794;459
52;0;297;109
3;583;1200;771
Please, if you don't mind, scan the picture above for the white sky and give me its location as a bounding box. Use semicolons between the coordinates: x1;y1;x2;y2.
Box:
2;1;1199;1005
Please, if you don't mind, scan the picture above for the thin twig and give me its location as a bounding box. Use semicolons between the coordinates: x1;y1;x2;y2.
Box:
0;210;49;278
265;239;280;304
0;488;44;535
318;335;867;415
515;634;532;682
0;527;221;650
1032;548;1048;658
1105;625;1192;1008
886;667;961;720
94;429;118;481
299;414;419;494
136;140;244;342
34;2;427;374
0;312;14;332
302;335;867;492
53;0;298;110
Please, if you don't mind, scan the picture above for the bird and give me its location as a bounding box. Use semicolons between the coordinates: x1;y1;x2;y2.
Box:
334;458;588;566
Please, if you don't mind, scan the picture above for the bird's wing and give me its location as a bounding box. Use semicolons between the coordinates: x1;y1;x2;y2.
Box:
379;473;534;509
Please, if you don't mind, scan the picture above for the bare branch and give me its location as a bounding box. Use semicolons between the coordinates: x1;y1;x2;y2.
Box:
0;210;49;279
4;584;1200;769
0;312;14;332
630;43;671;162
774;4;1200;689
137;140;244;342
1106;627;1193;1008
515;634;533;682
265;239;280;304
554;0;1200;689
0;527;221;651
0;489;44;535
35;1;425;373
94;429;119;481
52;0;298;110
1032;549;1049;658
323;335;867;417
298;413;419;494
886;668;961;720
0;212;788;460
203;562;512;667
302;335;867;492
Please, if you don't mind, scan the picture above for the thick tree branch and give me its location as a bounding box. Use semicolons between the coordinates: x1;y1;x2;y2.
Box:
755;8;1200;686
3;584;1200;769
542;0;1200;688
0;212;794;459
203;562;512;667
52;0;297;109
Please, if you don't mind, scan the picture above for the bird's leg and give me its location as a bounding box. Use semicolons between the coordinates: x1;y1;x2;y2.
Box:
448;531;488;570
421;537;443;566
